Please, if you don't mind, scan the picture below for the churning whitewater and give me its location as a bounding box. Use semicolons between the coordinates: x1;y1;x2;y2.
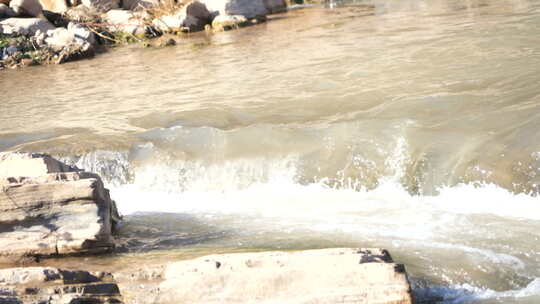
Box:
59;127;540;304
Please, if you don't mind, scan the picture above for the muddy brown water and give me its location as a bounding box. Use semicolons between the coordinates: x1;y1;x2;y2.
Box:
2;0;540;302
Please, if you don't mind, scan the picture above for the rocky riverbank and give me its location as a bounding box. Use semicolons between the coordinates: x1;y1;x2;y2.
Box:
0;0;293;69
0;152;415;303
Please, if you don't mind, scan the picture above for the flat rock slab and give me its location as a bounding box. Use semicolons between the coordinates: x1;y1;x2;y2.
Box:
0;266;123;303
154;248;414;304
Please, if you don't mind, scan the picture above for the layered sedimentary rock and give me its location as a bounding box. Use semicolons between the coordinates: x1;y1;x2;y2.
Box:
0;152;120;260
116;248;414;304
0;267;123;303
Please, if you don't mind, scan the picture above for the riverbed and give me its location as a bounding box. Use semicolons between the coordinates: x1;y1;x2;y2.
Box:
2;0;540;303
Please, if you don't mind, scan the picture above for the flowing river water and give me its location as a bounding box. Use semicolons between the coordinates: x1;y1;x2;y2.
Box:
2;0;540;302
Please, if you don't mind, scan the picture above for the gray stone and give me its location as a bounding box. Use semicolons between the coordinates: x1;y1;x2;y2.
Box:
67;21;96;45
152;1;212;33
200;0;286;19
0;152;120;260
81;0;118;12
0;267;123;304
9;0;43;17
0;17;54;35
44;25;94;52
121;0;157;11
0;3;17;18
211;13;246;31
1;46;18;60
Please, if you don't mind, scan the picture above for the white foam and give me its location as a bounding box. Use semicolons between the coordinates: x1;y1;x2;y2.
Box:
416;278;540;304
112;178;540;222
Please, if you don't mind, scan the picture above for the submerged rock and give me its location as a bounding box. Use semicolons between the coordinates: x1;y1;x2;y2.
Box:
116;248;414;304
0;267;123;303
0;152;121;260
200;0;286;19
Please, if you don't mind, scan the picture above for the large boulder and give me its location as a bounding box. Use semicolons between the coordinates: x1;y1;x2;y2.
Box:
151;248;414;304
0;267;123;303
0;152;120;260
0;17;54;35
152;0;212;33
200;0;286;19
